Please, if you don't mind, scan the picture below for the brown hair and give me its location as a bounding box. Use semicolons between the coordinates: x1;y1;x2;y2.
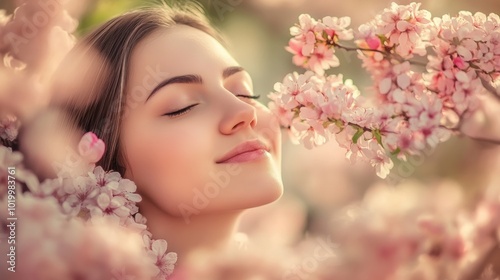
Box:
58;3;221;175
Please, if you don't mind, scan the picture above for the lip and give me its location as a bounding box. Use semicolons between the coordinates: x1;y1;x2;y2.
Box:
216;140;270;164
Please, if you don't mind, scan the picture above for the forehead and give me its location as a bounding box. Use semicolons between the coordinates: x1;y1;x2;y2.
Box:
128;25;237;81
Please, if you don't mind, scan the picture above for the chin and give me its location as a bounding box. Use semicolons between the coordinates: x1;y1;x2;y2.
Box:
236;174;284;210
199;175;284;214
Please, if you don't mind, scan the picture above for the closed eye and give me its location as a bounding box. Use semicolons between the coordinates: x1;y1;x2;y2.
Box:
163;104;198;117
236;94;260;100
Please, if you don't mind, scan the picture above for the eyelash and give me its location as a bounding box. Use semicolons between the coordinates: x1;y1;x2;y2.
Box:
163;104;198;117
237;94;261;100
163;95;261;117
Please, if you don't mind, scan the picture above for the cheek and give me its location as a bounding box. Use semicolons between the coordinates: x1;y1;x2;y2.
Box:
255;105;282;165
122;118;215;213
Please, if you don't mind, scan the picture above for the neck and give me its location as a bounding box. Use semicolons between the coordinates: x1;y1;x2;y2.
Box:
138;199;243;262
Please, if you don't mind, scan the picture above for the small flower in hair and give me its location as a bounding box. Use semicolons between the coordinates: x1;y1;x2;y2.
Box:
78;132;105;164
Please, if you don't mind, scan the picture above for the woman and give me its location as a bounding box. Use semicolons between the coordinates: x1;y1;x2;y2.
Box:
55;3;284;262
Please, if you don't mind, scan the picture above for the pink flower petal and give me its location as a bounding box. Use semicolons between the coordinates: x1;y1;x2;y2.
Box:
97;193;110;209
379;78;393;94
396;20;411;32
396;75;411;89
78;132;106;164
152;239;168;256
455;71;469;83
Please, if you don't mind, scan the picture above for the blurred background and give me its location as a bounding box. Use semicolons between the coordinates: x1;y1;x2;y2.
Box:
1;0;500;243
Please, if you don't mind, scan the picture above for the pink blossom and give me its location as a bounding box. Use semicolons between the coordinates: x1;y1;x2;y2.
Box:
319;16;354;41
356;22;383;53
289;14;319;56
270;71;315;110
60;176;99;217
360;140;394;178
90;190;131;222
313;182;478;280
36;165;143;225
31;164;177;278
306;43;339;75
377;2;432;57
290;117;328;149
274;5;500;179
78;131;105;164
266;101;295;128
0;114;20;141
0;145;38;197
0;192;158;280
0;0;78;77
146;238;178;279
286;38;308;68
290;14;318;37
287;14;354;74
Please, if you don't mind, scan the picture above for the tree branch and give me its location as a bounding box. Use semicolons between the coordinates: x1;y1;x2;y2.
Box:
334;43;427;66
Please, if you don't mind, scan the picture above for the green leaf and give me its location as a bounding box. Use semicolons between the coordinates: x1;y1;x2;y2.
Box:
352;128;364;144
377;34;387;44
322;31;329;41
373;129;383;147
391;147;401;155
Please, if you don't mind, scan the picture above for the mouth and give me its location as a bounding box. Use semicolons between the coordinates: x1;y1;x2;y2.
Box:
216;139;271;164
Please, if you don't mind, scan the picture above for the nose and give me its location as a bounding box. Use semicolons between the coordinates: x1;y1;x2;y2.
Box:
219;95;257;135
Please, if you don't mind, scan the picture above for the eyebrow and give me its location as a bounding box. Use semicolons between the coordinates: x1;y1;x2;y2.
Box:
146;66;245;102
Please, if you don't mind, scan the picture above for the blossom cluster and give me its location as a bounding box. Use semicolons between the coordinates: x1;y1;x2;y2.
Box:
298;181;500;280
270;2;500;178
0;1;181;278
165;181;500;280
0;0;83;143
286;14;353;75
1;1;499;279
0;192;158;280
0;133;177;279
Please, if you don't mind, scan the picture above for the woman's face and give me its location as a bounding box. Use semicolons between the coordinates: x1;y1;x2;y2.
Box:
121;25;283;222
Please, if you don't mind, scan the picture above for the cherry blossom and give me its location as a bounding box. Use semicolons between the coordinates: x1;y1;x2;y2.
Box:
270;2;500;178
147;239;178;279
1;1;500;279
25;162;178;279
377;2;432;57
0;114;20;142
286;14;354;75
0;192;158;280
0;0;78;76
78;131;106;164
0;145;38;197
22;130;178;278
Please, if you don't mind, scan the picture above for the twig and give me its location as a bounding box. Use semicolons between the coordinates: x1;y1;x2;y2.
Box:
334;43;427;67
334;43;386;55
